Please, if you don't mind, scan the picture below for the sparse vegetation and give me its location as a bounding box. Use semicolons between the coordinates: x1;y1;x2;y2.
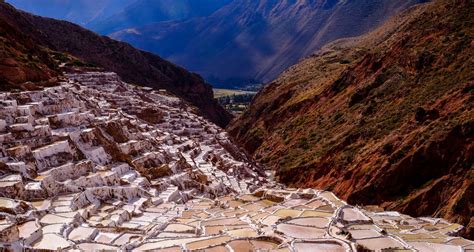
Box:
297;137;310;150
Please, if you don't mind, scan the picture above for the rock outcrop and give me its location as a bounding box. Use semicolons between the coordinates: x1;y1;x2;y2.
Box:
229;0;474;239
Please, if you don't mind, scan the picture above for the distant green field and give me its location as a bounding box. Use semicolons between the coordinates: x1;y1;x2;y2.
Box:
213;88;258;115
213;88;257;98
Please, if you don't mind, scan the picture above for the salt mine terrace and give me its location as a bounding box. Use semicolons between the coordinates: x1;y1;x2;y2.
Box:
0;71;472;251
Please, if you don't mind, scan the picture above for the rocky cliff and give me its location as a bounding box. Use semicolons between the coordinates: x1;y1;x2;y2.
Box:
229;0;474;239
0;2;232;127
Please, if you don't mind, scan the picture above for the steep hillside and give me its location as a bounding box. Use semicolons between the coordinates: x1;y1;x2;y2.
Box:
6;0;135;27
228;0;474;238
0;7;58;91
0;2;231;127
91;0;232;34
112;0;426;87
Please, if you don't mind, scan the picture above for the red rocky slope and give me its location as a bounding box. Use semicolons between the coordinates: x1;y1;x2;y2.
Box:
229;0;474;238
0;9;58;90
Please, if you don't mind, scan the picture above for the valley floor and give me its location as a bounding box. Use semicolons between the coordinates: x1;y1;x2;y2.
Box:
0;71;472;251
213;88;257;115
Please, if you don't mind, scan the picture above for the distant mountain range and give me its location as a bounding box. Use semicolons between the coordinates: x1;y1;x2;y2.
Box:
6;0;232;33
6;0;136;27
90;0;233;35
109;0;428;87
8;0;427;88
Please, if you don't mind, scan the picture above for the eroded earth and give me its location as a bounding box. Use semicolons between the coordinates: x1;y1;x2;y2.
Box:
0;72;472;251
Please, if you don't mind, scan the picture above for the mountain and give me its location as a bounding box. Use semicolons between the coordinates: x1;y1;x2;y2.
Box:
0;2;232;127
5;0;233;34
5;0;136;27
0;5;59;90
90;0;233;35
228;0;473;239
5;0;427;88
111;0;427;87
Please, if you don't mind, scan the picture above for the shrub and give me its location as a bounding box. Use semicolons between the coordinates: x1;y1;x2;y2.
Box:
297;137;310;150
382;143;393;154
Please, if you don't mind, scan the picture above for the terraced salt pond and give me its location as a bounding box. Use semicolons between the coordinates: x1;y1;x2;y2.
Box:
276;223;326;239
293;241;348;252
287;217;329;228
0;71;472;251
